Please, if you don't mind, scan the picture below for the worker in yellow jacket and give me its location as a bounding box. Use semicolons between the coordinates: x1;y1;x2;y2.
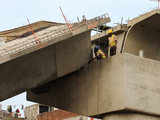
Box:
109;34;117;56
97;49;106;59
94;45;106;60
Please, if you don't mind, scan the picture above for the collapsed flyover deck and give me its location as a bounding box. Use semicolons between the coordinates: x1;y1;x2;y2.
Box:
0;14;110;101
27;9;160;119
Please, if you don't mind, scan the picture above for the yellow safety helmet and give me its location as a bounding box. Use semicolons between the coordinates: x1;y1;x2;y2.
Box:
106;29;113;34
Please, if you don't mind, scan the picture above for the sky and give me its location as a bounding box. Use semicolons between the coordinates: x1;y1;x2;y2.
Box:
0;0;157;113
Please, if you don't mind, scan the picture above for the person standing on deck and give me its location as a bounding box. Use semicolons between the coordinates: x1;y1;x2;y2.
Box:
109;34;117;56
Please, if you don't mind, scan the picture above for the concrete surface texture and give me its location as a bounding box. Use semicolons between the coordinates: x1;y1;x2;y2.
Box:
27;53;160;117
0;13;110;65
2;9;160;119
27;54;125;116
124;13;160;61
103;113;160;120
0;24;72;64
0;31;91;101
127;9;160;27
0;21;63;42
27;9;160;118
0;13;110;102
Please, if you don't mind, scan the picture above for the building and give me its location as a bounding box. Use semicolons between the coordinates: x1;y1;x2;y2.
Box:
0;110;11;119
37;109;78;120
64;116;91;120
37;109;98;120
25;104;98;120
24;104;54;120
0;110;25;120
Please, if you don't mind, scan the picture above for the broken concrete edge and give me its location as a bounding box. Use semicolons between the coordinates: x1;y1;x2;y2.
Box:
0;32;72;65
0;30;91;101
0;13;110;65
0;21;64;36
0;26;91;65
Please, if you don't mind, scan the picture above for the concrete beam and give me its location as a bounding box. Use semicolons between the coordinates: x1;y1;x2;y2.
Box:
0;31;91;101
0;13;111;101
27;53;160;117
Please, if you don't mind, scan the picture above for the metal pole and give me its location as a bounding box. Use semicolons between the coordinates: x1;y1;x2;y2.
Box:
26;17;41;44
59;7;73;32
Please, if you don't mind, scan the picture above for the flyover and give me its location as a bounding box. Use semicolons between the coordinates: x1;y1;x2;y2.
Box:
27;9;160;120
0;14;110;101
1;9;160;120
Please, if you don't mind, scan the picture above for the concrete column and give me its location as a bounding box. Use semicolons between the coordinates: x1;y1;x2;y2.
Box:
102;113;160;120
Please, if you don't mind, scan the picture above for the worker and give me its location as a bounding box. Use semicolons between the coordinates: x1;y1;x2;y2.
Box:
106;28;113;34
100;38;109;57
109;34;117;56
94;45;106;60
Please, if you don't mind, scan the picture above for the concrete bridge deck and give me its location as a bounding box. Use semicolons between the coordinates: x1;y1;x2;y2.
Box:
0;14;110;101
1;9;160;120
27;9;160;119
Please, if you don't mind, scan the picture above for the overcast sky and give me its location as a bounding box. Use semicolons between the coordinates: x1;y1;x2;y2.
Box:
0;0;157;112
0;0;157;31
